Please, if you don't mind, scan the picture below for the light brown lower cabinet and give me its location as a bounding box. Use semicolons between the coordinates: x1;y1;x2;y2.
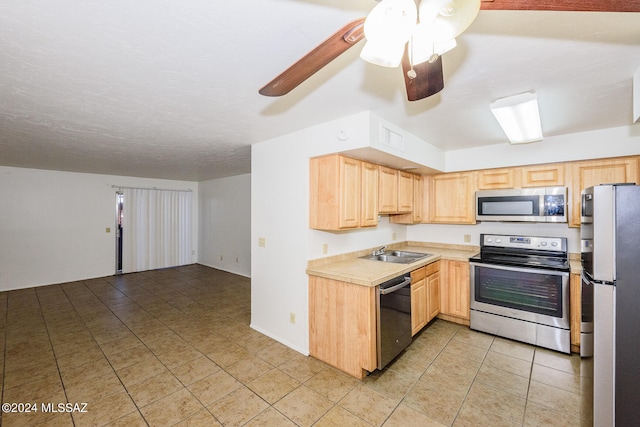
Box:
308;276;377;379
570;273;581;354
411;261;441;336
438;259;470;325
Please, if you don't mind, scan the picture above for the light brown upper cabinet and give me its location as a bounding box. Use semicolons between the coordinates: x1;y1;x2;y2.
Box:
521;164;565;187
309;154;379;230
390;174;423;224
378;166;414;214
477;168;517;190
426;172;478;224
568;157;638;227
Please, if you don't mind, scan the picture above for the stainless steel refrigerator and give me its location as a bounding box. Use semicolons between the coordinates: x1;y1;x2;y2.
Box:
581;184;640;426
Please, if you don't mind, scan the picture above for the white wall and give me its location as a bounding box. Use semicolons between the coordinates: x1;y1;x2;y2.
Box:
0;166;198;291
198;174;251;277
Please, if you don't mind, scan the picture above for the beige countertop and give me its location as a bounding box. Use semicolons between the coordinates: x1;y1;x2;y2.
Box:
306;241;479;287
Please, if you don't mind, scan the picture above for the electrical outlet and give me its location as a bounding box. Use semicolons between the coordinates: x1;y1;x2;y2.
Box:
258;237;266;247
464;234;471;243
322;243;328;254
289;312;296;324
105;227;111;233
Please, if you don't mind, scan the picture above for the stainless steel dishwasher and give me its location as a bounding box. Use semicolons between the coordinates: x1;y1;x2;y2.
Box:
377;274;412;370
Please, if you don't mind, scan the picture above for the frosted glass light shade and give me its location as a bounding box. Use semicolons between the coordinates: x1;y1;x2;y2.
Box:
361;0;417;67
490;91;543;144
419;0;480;42
410;23;457;64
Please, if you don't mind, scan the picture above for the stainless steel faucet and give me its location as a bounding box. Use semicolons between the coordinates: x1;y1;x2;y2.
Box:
372;246;387;256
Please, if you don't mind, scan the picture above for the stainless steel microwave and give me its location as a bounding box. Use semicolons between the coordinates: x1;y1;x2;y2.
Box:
475;186;567;223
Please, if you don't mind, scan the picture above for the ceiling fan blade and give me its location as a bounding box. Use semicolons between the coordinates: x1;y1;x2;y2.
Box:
259;18;366;97
401;49;444;102
480;0;640;12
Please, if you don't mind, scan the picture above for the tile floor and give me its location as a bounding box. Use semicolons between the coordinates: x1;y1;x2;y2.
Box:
0;264;593;426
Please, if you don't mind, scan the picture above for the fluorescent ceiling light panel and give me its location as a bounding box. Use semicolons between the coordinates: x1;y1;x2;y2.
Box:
490;91;543;144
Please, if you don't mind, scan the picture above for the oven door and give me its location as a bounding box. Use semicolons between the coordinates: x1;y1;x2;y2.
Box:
470;262;570;329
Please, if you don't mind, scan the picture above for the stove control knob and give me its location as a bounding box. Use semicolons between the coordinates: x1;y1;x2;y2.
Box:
495;238;502;243
540;241;548;246
486;238;493;243
551;241;558;247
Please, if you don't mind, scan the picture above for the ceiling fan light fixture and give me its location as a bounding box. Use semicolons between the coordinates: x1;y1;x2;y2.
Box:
363;0;417;44
490;91;543;144
410;24;457;65
419;0;480;42
360;40;407;67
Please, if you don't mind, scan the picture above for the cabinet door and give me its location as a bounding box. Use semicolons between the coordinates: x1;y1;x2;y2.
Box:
397;171;414;213
411;277;428;336
427;271;441;321
427;172;477;224
360;161;379;227
339;156;362;228
310;155;361;230
389;174;423;225
477;168;517;190
378;166;398;213
569;157;638;227
440;260;470;320
521;164;565;187
570;273;581;353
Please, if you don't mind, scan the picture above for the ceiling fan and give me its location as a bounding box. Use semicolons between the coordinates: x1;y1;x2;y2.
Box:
259;0;640;101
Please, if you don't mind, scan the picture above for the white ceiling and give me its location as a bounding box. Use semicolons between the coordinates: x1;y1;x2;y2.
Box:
1;1;639;181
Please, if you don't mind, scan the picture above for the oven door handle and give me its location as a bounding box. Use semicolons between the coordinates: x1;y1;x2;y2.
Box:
379;277;412;295
469;261;569;276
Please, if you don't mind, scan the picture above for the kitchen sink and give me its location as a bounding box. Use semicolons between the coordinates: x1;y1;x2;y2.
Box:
360;250;431;264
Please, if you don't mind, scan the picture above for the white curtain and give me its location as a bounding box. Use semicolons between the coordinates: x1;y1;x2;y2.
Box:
122;188;192;274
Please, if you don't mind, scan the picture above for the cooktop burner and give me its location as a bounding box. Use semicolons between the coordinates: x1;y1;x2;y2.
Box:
470;234;569;272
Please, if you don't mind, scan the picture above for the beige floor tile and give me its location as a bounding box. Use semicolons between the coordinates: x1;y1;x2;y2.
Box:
361;368;415;401
429;350;482;382
533;348;583;376
475;363;530;398
71;390;138;427
490;337;535;362
115;357;167;387
2;373;65;403
339;384;399;426
247;368;301;404
65;371;125;403
139;387;205;427
157;343;203;370
104;411;148;427
188;369;242;406
207;386;270;426
171;355;221;386
107;345;157;371
523;400;585;427
243;407;297;427
127;370;184;407
205;341;251;368
274;385;334;427
314;405;372;427
440;338;489;362
254;341;298;366
1;409;74;427
418;366;472;399
277;354;327;383
451;327;495;350
454;400;519;427
225;355;274;384
527;379;582;418
383;403;447;427
60;358;115;389
173;409;222;426
304;367;359;402
56;346;105;371
531;363;587;395
483;350;533;378
464;382;527;424
403;378;465;425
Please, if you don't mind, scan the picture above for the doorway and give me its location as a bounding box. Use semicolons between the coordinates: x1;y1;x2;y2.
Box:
116;192;123;273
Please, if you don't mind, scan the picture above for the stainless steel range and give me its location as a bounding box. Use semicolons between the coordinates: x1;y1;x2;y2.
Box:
469;234;571;353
